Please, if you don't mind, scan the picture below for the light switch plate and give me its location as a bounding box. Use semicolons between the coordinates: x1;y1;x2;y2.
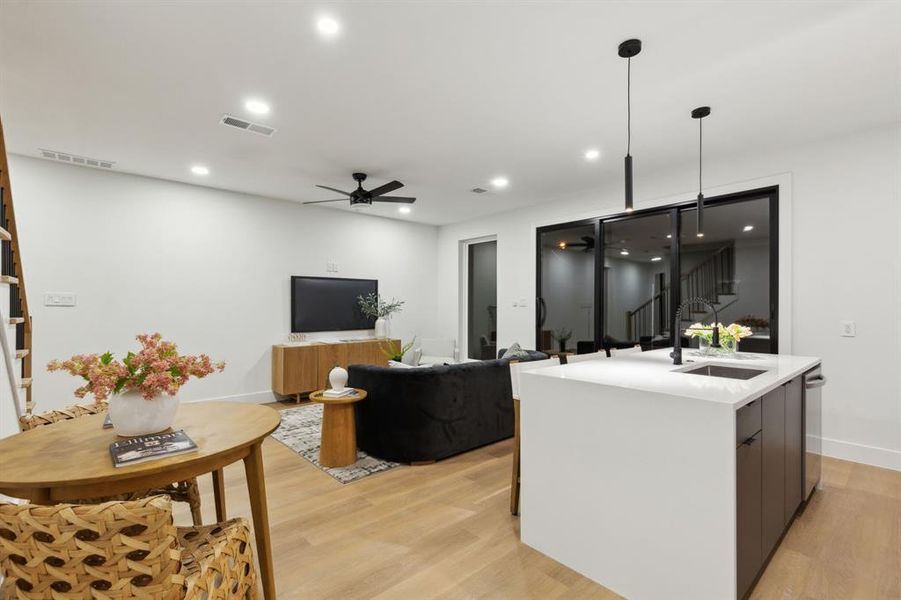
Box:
840;320;856;337
44;292;77;307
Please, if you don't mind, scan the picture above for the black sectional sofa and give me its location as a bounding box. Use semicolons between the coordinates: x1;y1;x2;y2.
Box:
347;351;546;463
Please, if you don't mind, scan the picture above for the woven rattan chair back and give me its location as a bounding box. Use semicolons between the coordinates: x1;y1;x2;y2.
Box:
0;495;182;598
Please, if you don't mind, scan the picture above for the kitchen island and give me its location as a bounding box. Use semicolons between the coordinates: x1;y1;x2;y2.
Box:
518;348;823;600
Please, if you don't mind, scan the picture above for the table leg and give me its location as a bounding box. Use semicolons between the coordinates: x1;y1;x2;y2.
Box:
212;469;227;522
31;488;51;505
244;442;276;599
319;403;357;467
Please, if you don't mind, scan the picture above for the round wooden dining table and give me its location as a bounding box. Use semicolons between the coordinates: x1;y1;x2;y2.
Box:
0;401;281;599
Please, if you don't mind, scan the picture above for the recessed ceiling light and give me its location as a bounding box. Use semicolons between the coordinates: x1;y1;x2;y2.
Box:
244;99;270;115
558;241;567;250
666;234;672;239
190;165;209;176
490;176;509;189
697;233;705;238
651;256;662;262
584;148;600;161
317;16;340;37
743;225;755;232
398;206;411;214
620;249;629;256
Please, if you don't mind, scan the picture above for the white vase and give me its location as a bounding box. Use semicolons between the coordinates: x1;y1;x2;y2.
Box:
108;390;180;437
374;317;388;339
328;365;348;391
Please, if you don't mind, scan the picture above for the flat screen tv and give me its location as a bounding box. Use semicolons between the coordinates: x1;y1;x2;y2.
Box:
291;276;378;332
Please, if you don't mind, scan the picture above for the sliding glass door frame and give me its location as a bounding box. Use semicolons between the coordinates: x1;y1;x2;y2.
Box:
535;218;602;353
535;185;779;353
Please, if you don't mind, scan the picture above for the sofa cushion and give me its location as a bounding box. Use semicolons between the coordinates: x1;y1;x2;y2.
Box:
401;346;422;366
500;342;530;360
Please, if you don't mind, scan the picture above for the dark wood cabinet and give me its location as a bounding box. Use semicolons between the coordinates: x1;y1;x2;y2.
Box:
784;377;804;522
736;375;805;599
762;386;786;557
736;422;762;600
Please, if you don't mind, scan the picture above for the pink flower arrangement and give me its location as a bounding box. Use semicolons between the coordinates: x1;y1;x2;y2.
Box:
48;333;225;401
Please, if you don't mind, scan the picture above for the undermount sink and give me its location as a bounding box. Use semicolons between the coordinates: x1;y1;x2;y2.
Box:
680;364;767;380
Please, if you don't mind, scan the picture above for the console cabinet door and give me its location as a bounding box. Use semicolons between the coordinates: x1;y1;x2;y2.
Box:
784;377;804;522
762;386;786;558
737;428;763;600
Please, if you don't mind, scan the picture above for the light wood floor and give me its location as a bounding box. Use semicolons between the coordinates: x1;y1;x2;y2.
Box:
173;402;900;599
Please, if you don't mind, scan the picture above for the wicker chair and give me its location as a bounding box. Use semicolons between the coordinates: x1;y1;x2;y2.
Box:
0;495;258;599
18;402;204;527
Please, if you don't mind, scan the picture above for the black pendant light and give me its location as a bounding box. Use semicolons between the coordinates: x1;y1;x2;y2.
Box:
619;39;641;213
691;106;710;237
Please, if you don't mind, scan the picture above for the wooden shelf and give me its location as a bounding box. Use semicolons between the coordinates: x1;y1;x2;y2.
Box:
7;317;24;325
0;227;10;241
18;377;31;389
0;275;18;285
15;349;29;359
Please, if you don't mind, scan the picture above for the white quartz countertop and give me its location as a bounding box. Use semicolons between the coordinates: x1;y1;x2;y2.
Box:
524;348;821;409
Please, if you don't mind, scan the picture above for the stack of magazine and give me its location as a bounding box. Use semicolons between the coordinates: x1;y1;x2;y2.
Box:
323;388;356;398
109;430;198;468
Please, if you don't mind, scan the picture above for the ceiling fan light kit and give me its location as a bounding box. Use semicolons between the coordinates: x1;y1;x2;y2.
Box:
305;172;416;209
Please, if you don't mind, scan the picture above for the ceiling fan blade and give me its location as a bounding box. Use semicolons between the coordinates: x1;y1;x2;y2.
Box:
315;184;352;196
372;196;416;204
303;199;347;204
368;180;404;197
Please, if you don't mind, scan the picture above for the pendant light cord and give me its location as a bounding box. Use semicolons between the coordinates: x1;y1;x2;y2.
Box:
698;116;703;194
627;57;632;156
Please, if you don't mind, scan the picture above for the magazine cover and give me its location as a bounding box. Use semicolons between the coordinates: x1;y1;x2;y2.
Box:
109;429;198;467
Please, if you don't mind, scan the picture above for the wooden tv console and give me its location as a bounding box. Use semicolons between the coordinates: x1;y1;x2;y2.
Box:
272;339;400;401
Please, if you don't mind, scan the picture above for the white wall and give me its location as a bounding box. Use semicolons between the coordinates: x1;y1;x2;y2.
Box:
6;156;439;416
437;124;901;471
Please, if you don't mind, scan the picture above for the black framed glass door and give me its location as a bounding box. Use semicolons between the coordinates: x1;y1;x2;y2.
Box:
536;187;779;354
536;221;599;354
601;210;675;350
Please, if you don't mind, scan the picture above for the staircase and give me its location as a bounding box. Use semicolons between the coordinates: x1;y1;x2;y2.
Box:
626;245;736;341
0;114;34;438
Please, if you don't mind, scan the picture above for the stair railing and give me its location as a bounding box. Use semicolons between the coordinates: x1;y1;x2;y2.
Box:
626;244;734;341
0;114;33;421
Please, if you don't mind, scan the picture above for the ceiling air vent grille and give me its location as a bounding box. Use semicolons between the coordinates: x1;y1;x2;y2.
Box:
39;149;114;169
220;114;277;137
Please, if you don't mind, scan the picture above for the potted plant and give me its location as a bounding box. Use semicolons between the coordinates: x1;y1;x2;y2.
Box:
552;327;572;353
379;338;416;362
48;333;225;436
357;292;405;338
684;322;754;354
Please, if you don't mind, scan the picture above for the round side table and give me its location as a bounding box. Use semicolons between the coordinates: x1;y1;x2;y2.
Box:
308;388;367;467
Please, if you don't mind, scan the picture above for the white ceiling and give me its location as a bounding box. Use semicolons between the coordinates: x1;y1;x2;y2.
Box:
1;1;899;225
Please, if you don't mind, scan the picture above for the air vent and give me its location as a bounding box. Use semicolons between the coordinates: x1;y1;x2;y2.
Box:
39;149;114;169
220;114;277;137
470;187;489;194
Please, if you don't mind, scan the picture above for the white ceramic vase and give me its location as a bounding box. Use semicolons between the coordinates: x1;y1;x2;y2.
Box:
108;390;180;437
374;317;388;339
328;365;348;391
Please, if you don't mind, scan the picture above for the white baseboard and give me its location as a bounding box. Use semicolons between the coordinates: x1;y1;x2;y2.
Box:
821;436;901;472
183;390;277;406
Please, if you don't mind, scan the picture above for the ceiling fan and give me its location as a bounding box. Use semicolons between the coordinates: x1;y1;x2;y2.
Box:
304;172;416;209
558;236;595;253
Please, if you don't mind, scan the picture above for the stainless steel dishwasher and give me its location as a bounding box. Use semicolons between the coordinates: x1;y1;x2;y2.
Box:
804;367;826;499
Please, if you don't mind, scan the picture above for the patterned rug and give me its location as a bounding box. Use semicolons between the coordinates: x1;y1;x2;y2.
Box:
270;403;402;484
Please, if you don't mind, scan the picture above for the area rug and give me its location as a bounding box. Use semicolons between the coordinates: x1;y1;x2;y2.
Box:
270;403;402;484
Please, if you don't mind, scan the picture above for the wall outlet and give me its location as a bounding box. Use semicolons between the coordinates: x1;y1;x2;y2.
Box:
44;292;77;307
840;320;856;337
326;261;338;273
